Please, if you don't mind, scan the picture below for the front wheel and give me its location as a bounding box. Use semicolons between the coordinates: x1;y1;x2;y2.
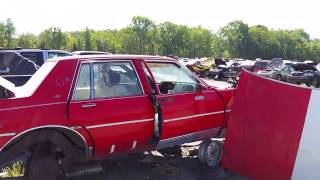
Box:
198;140;223;167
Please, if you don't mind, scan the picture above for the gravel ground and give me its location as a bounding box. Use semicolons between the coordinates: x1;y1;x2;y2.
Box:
75;145;247;180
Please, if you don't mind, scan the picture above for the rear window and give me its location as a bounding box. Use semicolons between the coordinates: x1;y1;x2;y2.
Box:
48;52;70;59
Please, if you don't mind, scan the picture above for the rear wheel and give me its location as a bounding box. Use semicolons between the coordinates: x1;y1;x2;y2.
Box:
198;140;223;167
24;142;62;180
25;155;59;180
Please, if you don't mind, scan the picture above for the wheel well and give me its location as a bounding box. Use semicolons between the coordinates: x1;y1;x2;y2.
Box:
0;127;88;166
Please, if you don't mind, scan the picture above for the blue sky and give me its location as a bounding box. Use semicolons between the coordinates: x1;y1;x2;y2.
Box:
1;0;319;38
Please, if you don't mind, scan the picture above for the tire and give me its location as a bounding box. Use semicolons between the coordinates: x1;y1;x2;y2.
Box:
198;140;223;167
24;143;61;180
276;74;282;81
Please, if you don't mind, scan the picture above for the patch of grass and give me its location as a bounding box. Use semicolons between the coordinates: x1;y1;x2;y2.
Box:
1;161;24;177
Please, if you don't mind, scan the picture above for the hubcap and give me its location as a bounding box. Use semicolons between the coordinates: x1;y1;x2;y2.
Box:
206;142;220;166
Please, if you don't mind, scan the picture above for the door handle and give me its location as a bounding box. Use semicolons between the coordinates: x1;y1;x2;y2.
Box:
159;98;167;102
81;103;96;108
159;97;175;103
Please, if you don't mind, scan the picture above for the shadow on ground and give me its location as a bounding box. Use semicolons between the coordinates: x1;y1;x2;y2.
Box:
75;146;247;180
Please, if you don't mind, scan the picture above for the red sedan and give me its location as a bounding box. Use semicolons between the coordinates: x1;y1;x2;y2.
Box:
0;55;234;179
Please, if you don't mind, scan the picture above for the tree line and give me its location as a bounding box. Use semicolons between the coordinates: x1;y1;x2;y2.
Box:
1;17;320;60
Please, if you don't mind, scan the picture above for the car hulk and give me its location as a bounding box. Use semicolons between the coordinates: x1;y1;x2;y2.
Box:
0;55;234;179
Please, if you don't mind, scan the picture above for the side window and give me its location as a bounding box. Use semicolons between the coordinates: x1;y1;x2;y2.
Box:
147;62;198;94
20;52;44;66
289;67;295;72
93;61;143;98
73;64;91;101
284;66;290;72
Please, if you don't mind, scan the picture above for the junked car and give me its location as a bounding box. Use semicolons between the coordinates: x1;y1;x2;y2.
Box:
257;58;286;80
0;55;234;179
258;62;320;86
0;51;39;87
0;49;70;86
252;60;270;72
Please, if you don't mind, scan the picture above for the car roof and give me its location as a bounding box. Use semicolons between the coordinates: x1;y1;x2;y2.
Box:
1;48;70;53
71;51;112;55
51;54;177;62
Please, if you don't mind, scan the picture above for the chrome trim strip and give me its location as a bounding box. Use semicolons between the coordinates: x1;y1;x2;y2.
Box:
70;95;148;104
0;125;88;155
1;75;32;77
70;126;82;130
86;118;154;129
131;140;138;150
0;133;16;138
0;102;66;112
109;144;115;154
90;62;94;99
164;111;225;123
157;127;220;149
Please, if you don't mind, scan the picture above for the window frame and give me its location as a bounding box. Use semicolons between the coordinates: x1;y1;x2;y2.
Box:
72;62;92;101
72;59;145;102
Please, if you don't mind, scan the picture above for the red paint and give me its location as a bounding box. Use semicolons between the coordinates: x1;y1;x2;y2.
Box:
222;69;311;180
0;55;234;161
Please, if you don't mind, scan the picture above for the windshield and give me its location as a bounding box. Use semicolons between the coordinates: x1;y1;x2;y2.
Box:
23;61;57;94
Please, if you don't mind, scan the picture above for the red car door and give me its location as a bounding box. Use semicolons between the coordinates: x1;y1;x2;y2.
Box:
69;60;154;156
146;61;225;149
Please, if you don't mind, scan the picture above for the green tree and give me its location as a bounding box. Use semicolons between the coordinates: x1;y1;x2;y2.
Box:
39;27;67;49
84;28;92;50
4;18;15;48
118;27;139;54
131;16;154;54
17;33;38;48
190;26;213;58
158;22;190;56
211;34;225;58
220;20;251;58
0;22;5;47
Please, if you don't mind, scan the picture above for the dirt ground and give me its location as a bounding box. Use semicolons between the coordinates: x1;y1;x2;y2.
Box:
75;144;247;180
